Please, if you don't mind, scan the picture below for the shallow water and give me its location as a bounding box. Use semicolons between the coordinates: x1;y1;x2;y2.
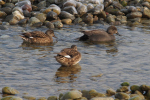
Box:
0;23;150;98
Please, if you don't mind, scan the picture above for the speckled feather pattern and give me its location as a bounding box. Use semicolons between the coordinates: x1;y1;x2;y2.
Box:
20;30;55;44
55;45;81;66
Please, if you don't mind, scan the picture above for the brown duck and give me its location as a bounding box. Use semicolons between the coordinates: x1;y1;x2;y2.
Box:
54;45;81;67
79;25;120;42
19;29;56;44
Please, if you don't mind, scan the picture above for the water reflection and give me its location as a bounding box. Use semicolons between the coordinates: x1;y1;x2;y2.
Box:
20;42;54;51
81;40;116;46
106;48;118;56
54;64;81;83
82;40;118;55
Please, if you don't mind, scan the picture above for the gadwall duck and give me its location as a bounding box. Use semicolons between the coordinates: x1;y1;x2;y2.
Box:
19;29;56;44
54;45;81;67
79;26;120;42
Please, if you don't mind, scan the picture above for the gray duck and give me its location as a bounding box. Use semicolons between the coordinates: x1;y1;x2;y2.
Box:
79;25;120;42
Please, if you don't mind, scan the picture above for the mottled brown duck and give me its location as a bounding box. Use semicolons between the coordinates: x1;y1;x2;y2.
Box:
54;45;81;67
19;29;56;44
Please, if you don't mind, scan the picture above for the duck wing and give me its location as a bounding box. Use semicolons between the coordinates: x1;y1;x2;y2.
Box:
59;48;80;59
80;29;107;36
21;31;47;38
89;33;113;42
29;31;47;38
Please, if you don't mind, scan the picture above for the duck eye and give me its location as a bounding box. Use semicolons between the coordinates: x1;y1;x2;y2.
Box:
57;54;62;57
70;55;73;58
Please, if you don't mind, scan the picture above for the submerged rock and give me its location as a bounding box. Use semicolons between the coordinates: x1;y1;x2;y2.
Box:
2;87;19;95
1;96;23;100
47;96;57;100
61;89;82;100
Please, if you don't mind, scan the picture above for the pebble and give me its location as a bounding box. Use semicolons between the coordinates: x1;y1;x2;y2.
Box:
1;96;23;100
61;89;82;100
0;34;10;38
2;87;19;95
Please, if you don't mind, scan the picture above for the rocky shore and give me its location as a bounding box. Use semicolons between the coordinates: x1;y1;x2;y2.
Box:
0;0;150;29
2;82;150;100
0;0;150;100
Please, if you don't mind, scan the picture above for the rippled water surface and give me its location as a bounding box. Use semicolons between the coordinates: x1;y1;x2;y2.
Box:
0;23;150;98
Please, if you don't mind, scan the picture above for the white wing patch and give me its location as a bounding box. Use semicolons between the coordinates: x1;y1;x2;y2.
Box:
64;55;71;58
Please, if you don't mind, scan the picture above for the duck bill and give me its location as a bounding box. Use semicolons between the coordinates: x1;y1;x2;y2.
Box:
116;32;121;36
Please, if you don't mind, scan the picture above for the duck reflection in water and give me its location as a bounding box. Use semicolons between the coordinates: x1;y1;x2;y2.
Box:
82;40;119;56
20;42;54;51
54;64;81;83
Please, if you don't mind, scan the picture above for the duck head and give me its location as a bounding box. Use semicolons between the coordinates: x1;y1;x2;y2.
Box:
46;30;56;38
107;26;121;36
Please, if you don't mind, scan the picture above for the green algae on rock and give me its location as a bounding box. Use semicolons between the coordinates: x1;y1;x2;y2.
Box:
106;88;116;96
130;85;141;93
1;96;23;100
81;89;105;100
121;82;130;86
116;86;129;93
47;96;57;100
115;92;130;100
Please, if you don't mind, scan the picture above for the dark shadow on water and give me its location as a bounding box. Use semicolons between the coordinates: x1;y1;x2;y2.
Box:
54;64;81;83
